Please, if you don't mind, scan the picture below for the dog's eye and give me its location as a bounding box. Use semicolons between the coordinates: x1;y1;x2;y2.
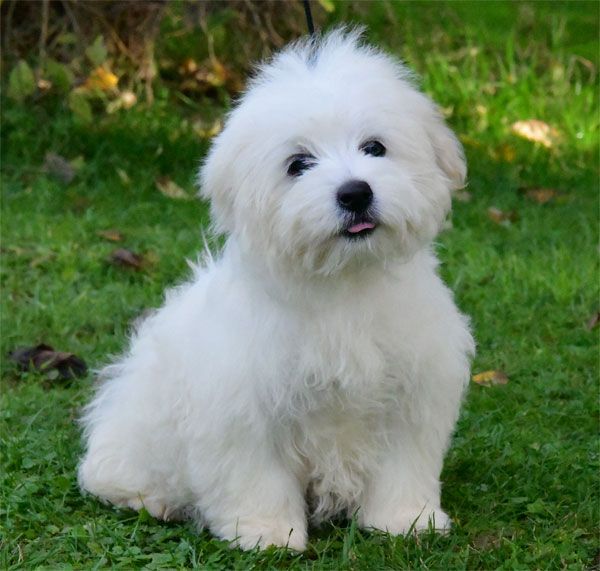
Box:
287;154;316;177
361;140;386;157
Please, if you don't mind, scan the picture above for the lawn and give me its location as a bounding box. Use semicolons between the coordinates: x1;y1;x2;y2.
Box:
1;1;598;569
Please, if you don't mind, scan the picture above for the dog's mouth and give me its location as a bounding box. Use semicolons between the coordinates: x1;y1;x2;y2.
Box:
342;217;378;239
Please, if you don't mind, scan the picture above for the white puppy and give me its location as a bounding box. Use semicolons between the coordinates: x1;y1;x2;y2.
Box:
79;29;475;551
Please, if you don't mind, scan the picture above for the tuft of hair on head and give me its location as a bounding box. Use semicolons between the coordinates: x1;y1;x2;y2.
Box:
249;25;410;87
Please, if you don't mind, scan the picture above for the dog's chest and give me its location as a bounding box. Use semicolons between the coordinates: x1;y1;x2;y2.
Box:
282;310;406;516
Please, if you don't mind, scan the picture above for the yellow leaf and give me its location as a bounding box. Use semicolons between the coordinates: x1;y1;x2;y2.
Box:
472;370;509;387
84;67;119;91
511;119;557;148
97;229;123;242
317;0;335;12
155;177;193;200
193;119;222;139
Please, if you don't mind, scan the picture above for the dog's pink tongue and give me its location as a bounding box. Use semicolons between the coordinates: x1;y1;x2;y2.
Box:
347;222;375;234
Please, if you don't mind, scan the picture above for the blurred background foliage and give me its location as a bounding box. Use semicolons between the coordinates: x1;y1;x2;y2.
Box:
2;0;597;147
2;0;335;122
1;3;598;568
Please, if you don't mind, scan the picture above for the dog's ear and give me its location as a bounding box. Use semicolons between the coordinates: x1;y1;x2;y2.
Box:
198;139;236;234
426;110;467;192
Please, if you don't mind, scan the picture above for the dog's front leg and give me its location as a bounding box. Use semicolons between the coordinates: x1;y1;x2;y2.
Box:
359;337;470;535
194;438;307;551
358;406;458;535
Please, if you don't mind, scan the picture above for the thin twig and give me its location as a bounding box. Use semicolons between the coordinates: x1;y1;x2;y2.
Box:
61;0;82;53
4;0;17;55
39;0;50;63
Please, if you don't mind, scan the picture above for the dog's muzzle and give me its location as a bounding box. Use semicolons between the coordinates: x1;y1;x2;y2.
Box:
337;180;378;238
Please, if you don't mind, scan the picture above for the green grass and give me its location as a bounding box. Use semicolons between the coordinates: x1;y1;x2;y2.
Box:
1;2;598;569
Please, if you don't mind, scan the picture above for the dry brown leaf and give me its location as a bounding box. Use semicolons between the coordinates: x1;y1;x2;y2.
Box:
488;207;518;225
472;532;502;551
521;187;559;204
83;66;119;91
109;248;144;270
43;152;75;184
586;311;600;330
97;229;123;242
10;343;87;381
155;176;192;200
511;119;558;148
472;370;509;387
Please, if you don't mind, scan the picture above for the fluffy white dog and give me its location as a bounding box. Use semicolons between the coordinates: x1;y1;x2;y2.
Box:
79;29;474;551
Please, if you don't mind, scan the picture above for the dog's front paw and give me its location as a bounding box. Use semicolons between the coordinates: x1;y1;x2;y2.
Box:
218;518;307;551
363;507;451;535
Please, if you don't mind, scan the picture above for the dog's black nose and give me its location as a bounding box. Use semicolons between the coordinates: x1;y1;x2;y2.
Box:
336;180;373;213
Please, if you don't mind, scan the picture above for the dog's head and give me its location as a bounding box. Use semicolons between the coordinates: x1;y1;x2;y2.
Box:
199;28;465;275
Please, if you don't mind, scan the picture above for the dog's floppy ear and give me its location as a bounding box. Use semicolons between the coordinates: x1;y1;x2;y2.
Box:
198;139;236;234
426;110;467;192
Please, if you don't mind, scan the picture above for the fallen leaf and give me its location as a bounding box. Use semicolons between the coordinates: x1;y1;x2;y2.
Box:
10;344;87;381
472;532;501;550
520;187;558;204
43;152;76;184
155;177;192;200
83;66;119;91
108;248;144;270
511;119;558;148
487;207;518;225
586;311;600;330
97;229;123;242
472;370;509;387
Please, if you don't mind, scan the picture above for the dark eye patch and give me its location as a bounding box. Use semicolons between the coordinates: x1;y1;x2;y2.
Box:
361;140;386;157
287;154;316;177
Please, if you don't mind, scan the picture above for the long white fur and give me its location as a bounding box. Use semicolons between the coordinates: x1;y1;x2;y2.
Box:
78;28;475;551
